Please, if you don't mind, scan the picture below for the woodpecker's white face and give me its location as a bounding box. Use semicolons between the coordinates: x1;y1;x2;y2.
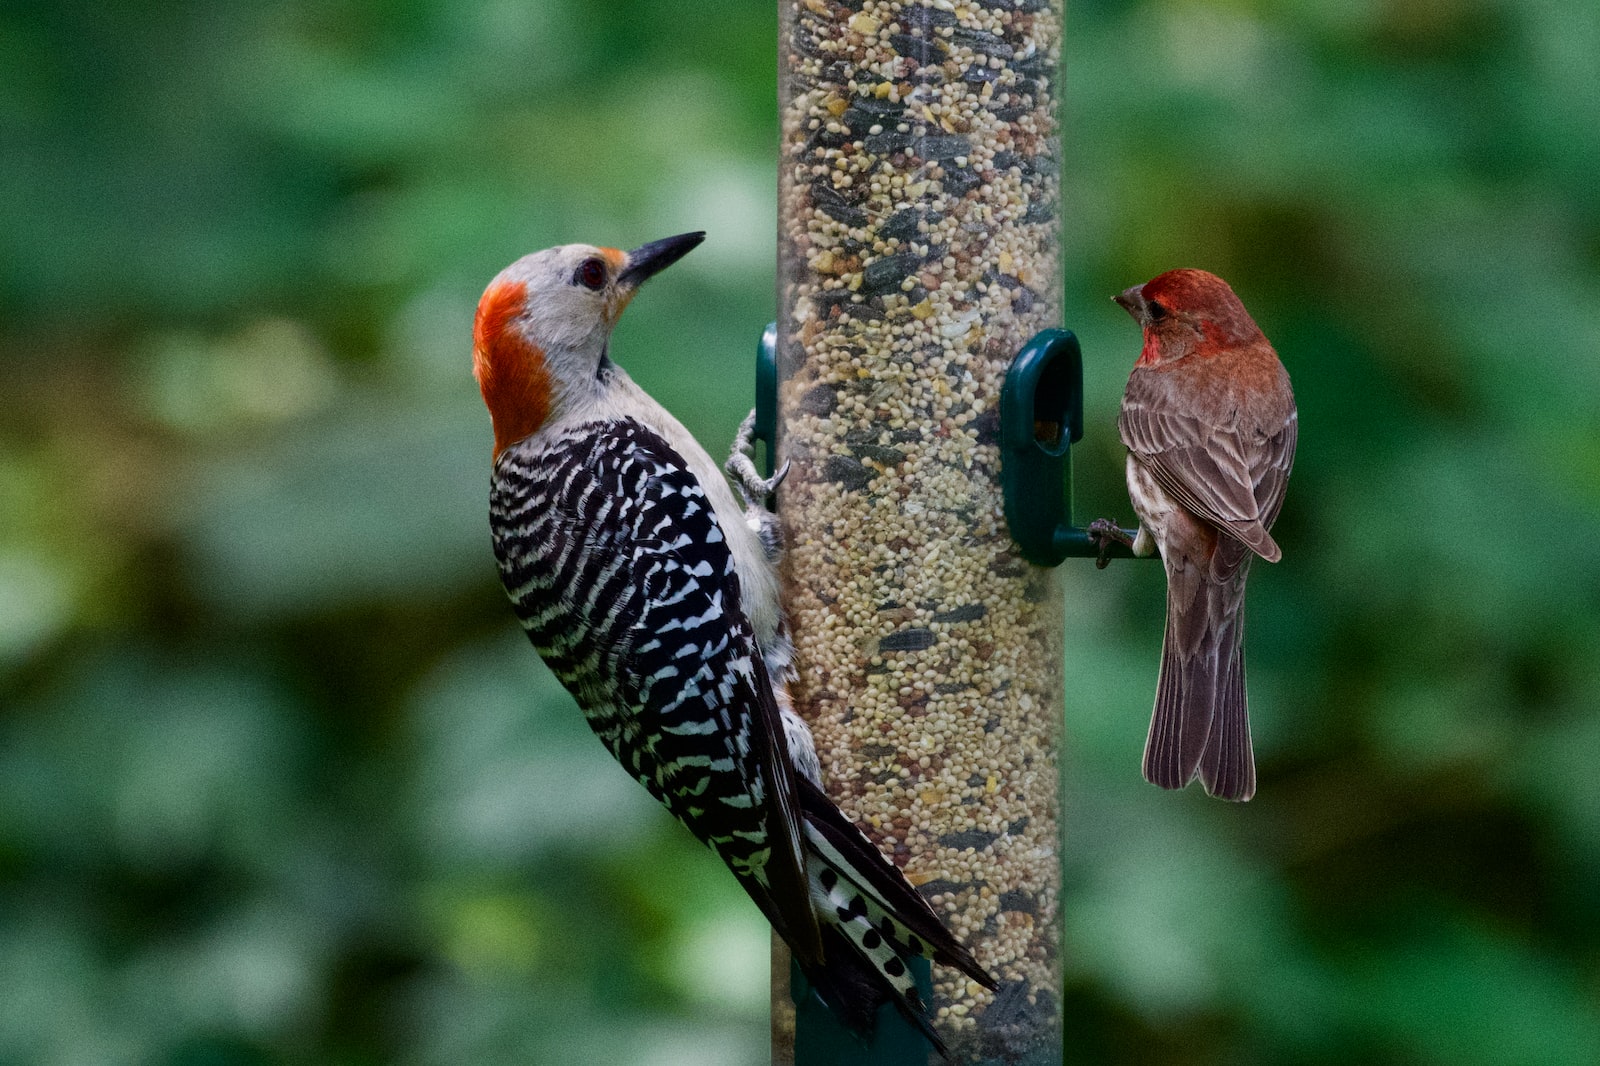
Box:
474;233;704;458
495;244;629;358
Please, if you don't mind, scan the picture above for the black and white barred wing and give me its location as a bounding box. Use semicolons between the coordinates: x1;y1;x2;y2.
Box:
490;419;822;964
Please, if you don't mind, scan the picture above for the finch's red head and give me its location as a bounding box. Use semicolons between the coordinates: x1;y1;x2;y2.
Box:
473;233;704;459
1115;269;1264;368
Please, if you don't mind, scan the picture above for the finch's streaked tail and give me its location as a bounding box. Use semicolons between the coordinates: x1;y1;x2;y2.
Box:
1144;531;1256;801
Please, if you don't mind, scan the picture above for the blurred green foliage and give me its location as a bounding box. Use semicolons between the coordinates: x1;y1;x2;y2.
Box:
2;1;1598;1064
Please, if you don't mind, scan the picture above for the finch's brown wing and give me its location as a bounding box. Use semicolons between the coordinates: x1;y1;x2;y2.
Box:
1118;365;1289;562
1254;406;1297;532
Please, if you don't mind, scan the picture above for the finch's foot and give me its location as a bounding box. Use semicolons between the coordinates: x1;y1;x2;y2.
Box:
1087;518;1133;569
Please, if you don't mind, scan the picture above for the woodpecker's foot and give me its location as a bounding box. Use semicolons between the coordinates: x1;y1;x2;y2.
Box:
725;410;763;504
726;409;788;508
729;456;790;508
1087;518;1134;570
729;408;759;458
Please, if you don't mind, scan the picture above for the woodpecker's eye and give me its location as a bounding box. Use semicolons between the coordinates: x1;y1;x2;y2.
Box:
574;258;607;291
1147;299;1168;321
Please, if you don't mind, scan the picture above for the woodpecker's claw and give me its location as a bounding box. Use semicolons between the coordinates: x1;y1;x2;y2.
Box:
764;459;793;496
1087;518;1134;570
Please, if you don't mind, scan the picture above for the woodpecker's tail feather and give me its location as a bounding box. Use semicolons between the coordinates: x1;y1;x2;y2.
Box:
792;777;996;1056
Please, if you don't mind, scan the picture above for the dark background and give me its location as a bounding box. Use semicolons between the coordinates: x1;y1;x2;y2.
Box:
3;2;1598;1063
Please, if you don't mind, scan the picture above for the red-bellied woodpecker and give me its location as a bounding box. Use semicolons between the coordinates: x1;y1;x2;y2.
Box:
473;233;994;1050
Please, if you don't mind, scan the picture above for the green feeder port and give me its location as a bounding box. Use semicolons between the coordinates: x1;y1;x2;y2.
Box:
999;329;1146;568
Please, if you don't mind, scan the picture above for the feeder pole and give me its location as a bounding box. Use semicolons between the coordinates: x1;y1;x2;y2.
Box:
772;2;1066;1062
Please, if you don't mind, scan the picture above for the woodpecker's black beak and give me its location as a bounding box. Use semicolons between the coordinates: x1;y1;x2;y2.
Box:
1113;284;1145;320
618;232;705;289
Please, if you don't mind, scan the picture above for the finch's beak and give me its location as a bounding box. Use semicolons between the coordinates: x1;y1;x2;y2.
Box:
618;232;705;291
1113;285;1145;320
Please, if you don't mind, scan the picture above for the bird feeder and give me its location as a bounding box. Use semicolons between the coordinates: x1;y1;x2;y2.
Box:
769;1;1076;1061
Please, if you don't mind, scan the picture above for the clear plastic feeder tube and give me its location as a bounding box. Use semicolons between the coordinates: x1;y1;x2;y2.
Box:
774;1;1066;1062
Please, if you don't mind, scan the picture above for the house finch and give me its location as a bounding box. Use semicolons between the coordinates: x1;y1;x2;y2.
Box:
1096;269;1297;801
